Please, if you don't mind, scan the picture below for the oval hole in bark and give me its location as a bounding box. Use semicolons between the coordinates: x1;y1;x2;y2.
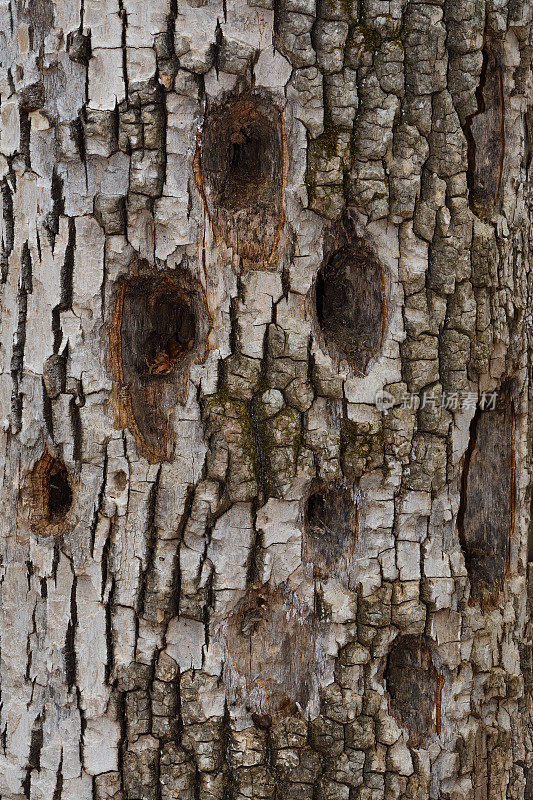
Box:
120;280;195;382
385;634;441;746
225;586;319;718
457;393;514;606
303;482;357;576
27;453;73;535
314;241;385;373
113;470;128;491
111;271;208;462
47;460;72;522
199;92;283;260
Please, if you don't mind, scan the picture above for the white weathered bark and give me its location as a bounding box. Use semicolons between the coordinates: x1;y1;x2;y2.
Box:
0;0;532;799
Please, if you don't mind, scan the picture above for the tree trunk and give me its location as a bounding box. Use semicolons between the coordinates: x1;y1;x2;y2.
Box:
0;1;532;799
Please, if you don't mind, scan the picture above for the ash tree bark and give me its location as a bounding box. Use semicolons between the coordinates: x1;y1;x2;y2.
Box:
0;0;532;799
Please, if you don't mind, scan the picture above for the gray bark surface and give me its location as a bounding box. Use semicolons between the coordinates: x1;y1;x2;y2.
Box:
0;0;532;798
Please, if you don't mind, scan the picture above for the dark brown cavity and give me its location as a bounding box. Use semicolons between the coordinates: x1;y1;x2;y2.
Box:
27;453;73;535
457;394;514;606
224;586;318;717
110;270;208;462
47;460;73;521
303;482;357;576
465;33;505;220
385;634;441;746
314;240;385;373
113;470;128;491
199;92;284;261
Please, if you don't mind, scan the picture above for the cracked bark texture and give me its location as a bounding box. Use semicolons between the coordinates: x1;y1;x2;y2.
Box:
0;0;532;799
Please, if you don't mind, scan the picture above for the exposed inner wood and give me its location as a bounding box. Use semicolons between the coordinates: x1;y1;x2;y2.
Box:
303;481;358;576
465;33;505;220
26;452;73;536
458;394;514;606
314;240;385;373
223;586;319;717
385;634;440;747
110;270;208;462
199;91;284;262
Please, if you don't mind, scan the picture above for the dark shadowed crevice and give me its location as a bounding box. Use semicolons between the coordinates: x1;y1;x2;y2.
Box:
22;714;44;798
52;751;63;800
42;377;54;438
1;172;14;283
60;217;75;311
44;168;65;251
19;107;31;169
64;575;77;691
10;241;32;431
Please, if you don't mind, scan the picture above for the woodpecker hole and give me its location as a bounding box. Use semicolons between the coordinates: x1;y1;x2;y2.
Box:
110;270;208;462
303;482;357;576
199;91;284;261
27;453;73;535
47;460;72;522
119;277;196;390
314;240;385;373
385;634;441;746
